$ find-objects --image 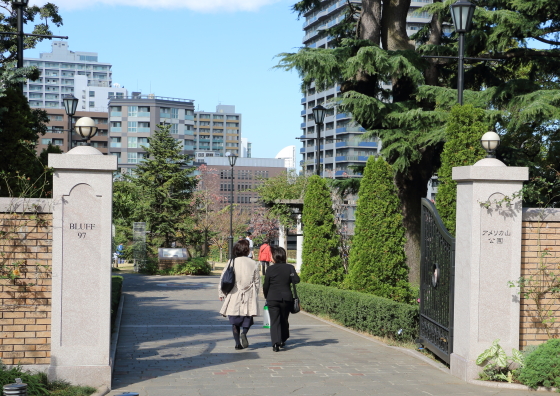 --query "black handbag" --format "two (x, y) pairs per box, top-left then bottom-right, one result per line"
(290, 268), (300, 314)
(221, 258), (236, 294)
